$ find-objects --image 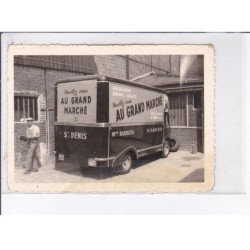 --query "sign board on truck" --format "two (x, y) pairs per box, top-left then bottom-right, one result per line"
(109, 82), (168, 124)
(57, 80), (97, 123)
